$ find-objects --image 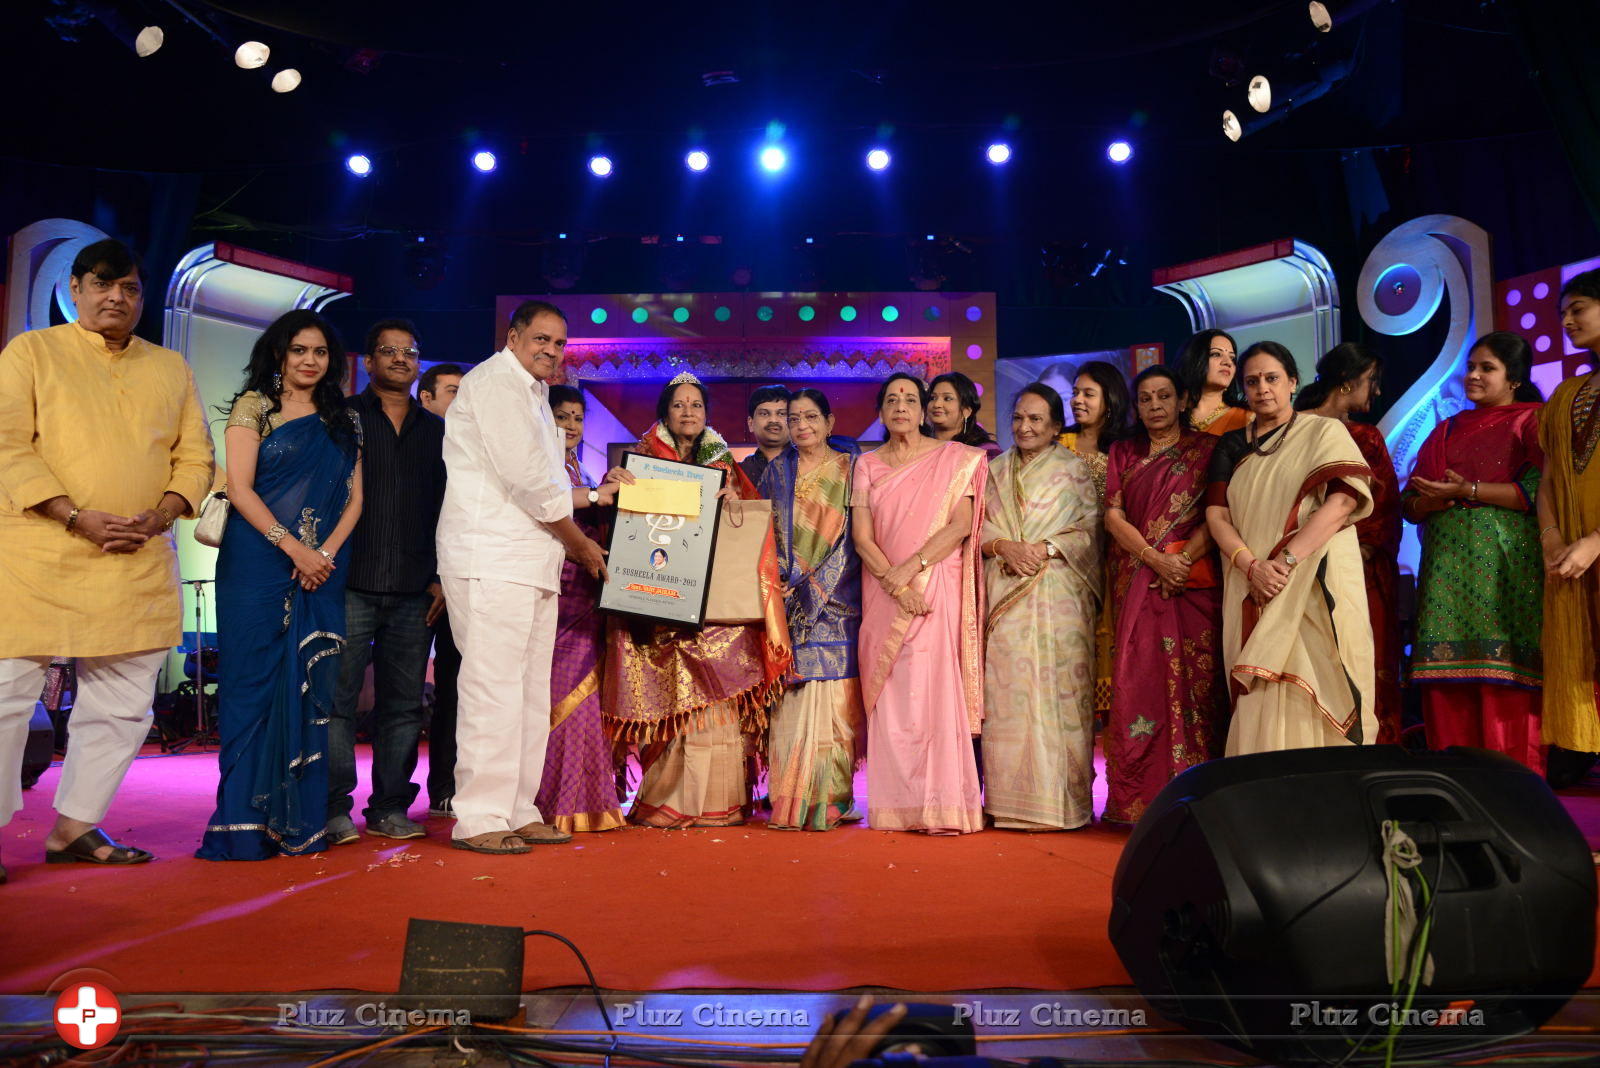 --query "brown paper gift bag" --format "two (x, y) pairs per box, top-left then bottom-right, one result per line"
(703, 499), (773, 624)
